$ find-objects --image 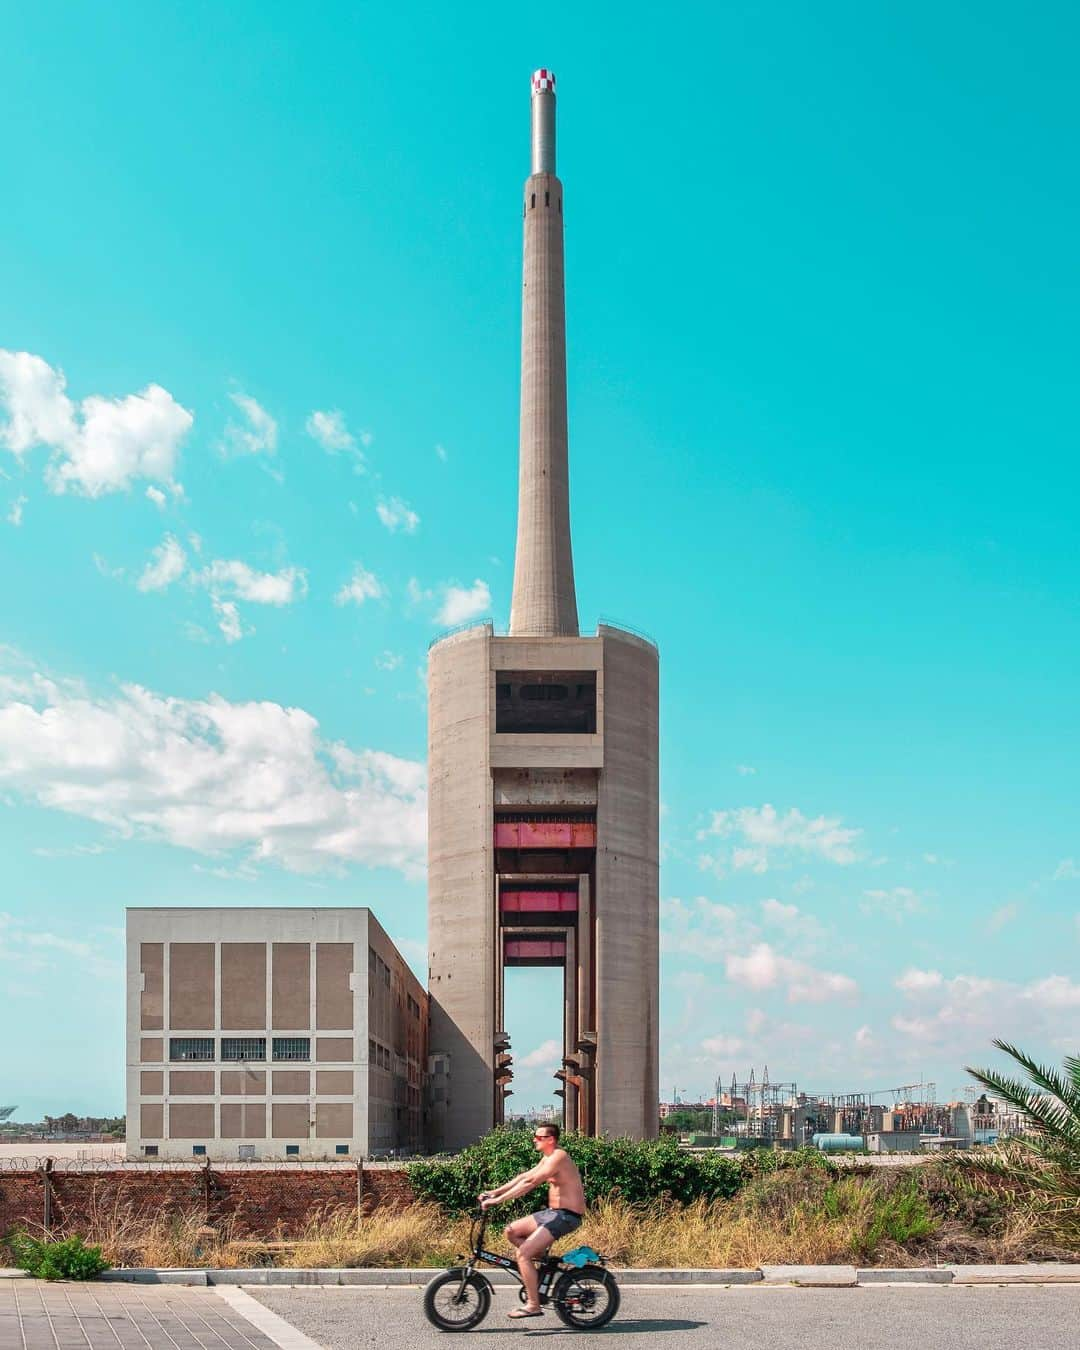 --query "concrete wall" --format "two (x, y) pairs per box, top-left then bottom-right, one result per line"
(125, 908), (426, 1161)
(427, 625), (496, 1150)
(595, 626), (660, 1140)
